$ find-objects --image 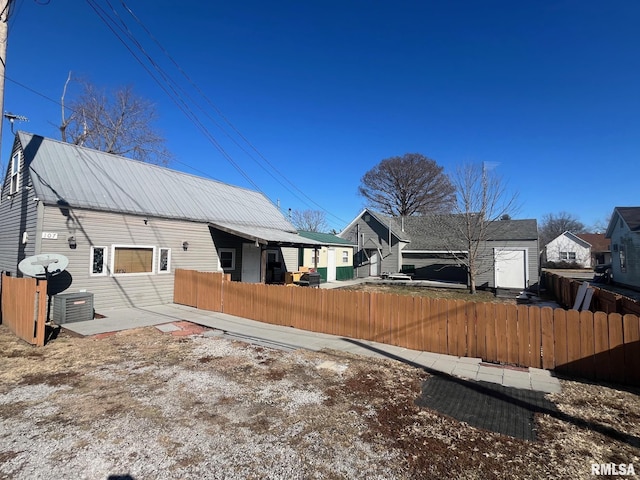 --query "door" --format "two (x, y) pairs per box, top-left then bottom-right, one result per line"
(369, 250), (379, 276)
(327, 248), (336, 282)
(241, 243), (261, 283)
(495, 249), (526, 289)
